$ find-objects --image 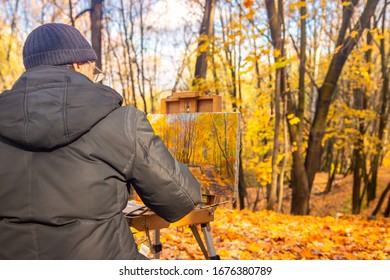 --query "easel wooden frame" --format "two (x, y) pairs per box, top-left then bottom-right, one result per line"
(160, 91), (222, 114)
